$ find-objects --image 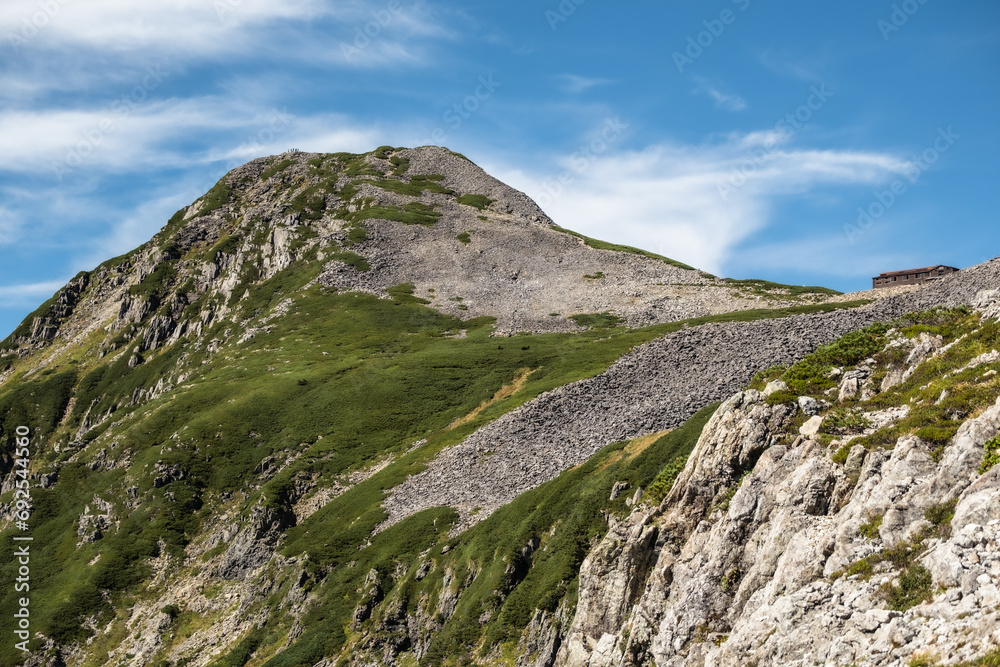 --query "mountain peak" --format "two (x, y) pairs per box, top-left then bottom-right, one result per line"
(3, 145), (840, 360)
